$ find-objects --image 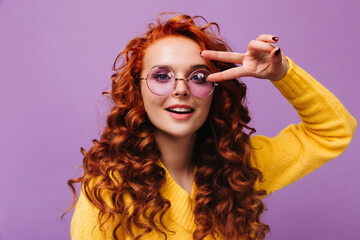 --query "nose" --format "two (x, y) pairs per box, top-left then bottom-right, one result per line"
(172, 79), (190, 97)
